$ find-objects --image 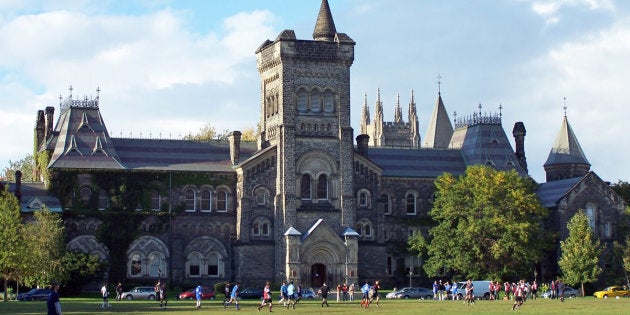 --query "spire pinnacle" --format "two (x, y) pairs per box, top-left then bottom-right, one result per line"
(436, 74), (442, 94)
(563, 97), (567, 117)
(313, 0), (337, 41)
